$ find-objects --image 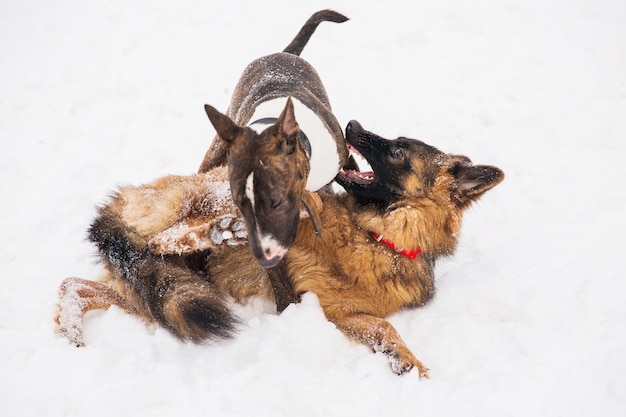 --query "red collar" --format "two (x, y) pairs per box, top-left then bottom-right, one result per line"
(371, 231), (422, 260)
